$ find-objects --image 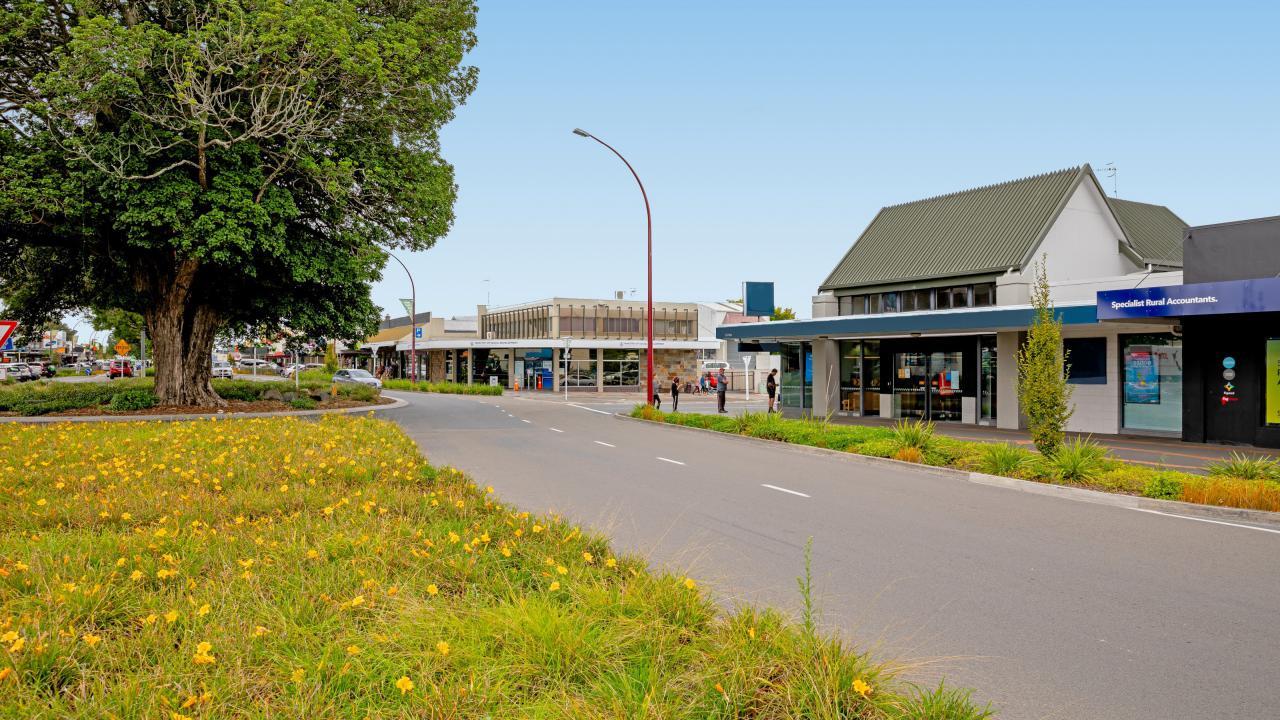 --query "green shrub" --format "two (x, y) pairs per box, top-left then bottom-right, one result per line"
(1203, 452), (1279, 481)
(210, 379), (267, 402)
(338, 383), (379, 402)
(1142, 472), (1185, 500)
(107, 388), (158, 412)
(291, 397), (319, 410)
(1017, 260), (1074, 456)
(891, 418), (935, 452)
(382, 379), (503, 396)
(0, 379), (151, 415)
(298, 369), (333, 384)
(977, 443), (1032, 476)
(1040, 437), (1110, 483)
